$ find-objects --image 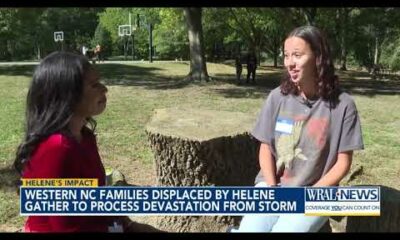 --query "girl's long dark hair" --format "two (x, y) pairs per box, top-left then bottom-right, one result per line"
(14, 51), (96, 174)
(280, 25), (340, 106)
